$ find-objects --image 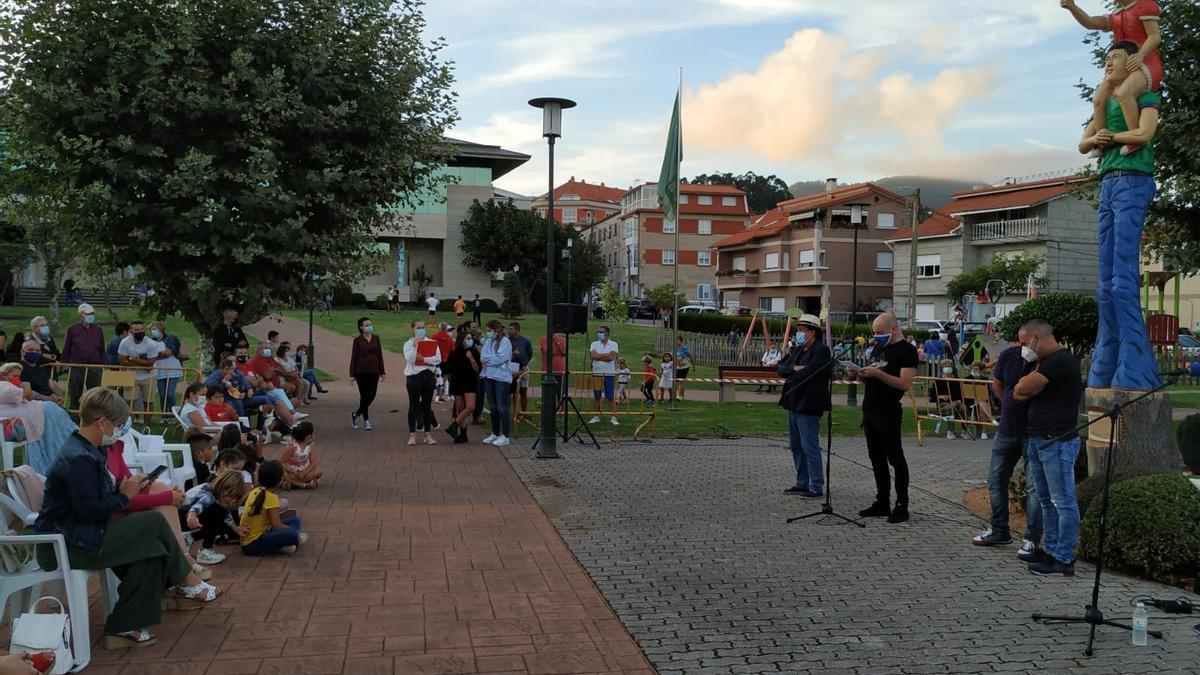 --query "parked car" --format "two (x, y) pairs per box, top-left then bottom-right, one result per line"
(679, 305), (720, 314)
(903, 320), (947, 333)
(722, 306), (752, 316)
(1178, 333), (1200, 357)
(626, 299), (657, 320)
